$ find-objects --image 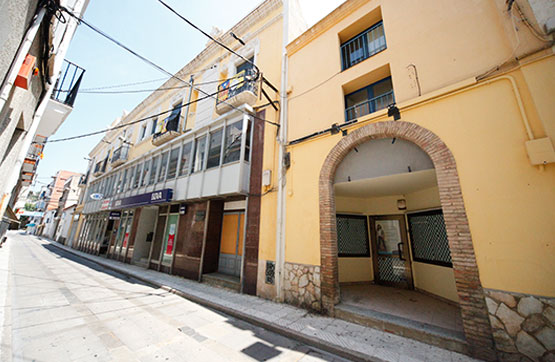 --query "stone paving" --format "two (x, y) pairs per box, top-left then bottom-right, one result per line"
(38, 234), (478, 362)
